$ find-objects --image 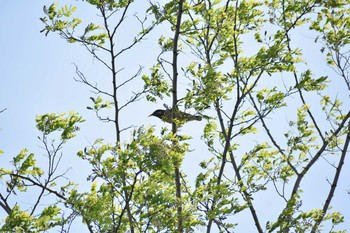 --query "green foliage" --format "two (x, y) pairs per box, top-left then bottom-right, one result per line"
(74, 126), (195, 231)
(87, 96), (112, 111)
(143, 63), (171, 102)
(36, 112), (85, 140)
(296, 70), (328, 91)
(12, 149), (43, 177)
(0, 203), (62, 233)
(0, 111), (84, 231)
(41, 3), (81, 33)
(41, 2), (107, 45)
